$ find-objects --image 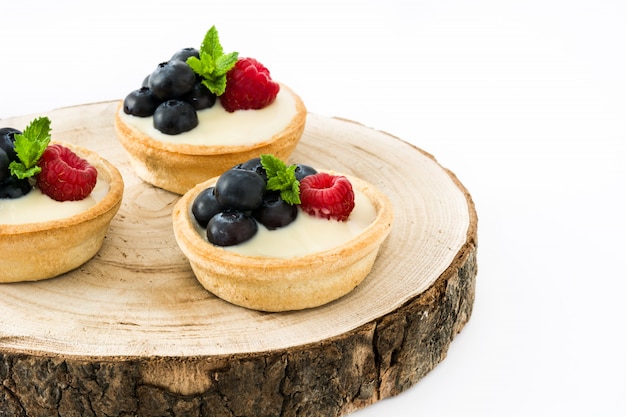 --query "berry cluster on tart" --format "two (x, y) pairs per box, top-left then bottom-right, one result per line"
(0, 117), (124, 282)
(172, 155), (393, 312)
(115, 26), (306, 195)
(1, 119), (97, 201)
